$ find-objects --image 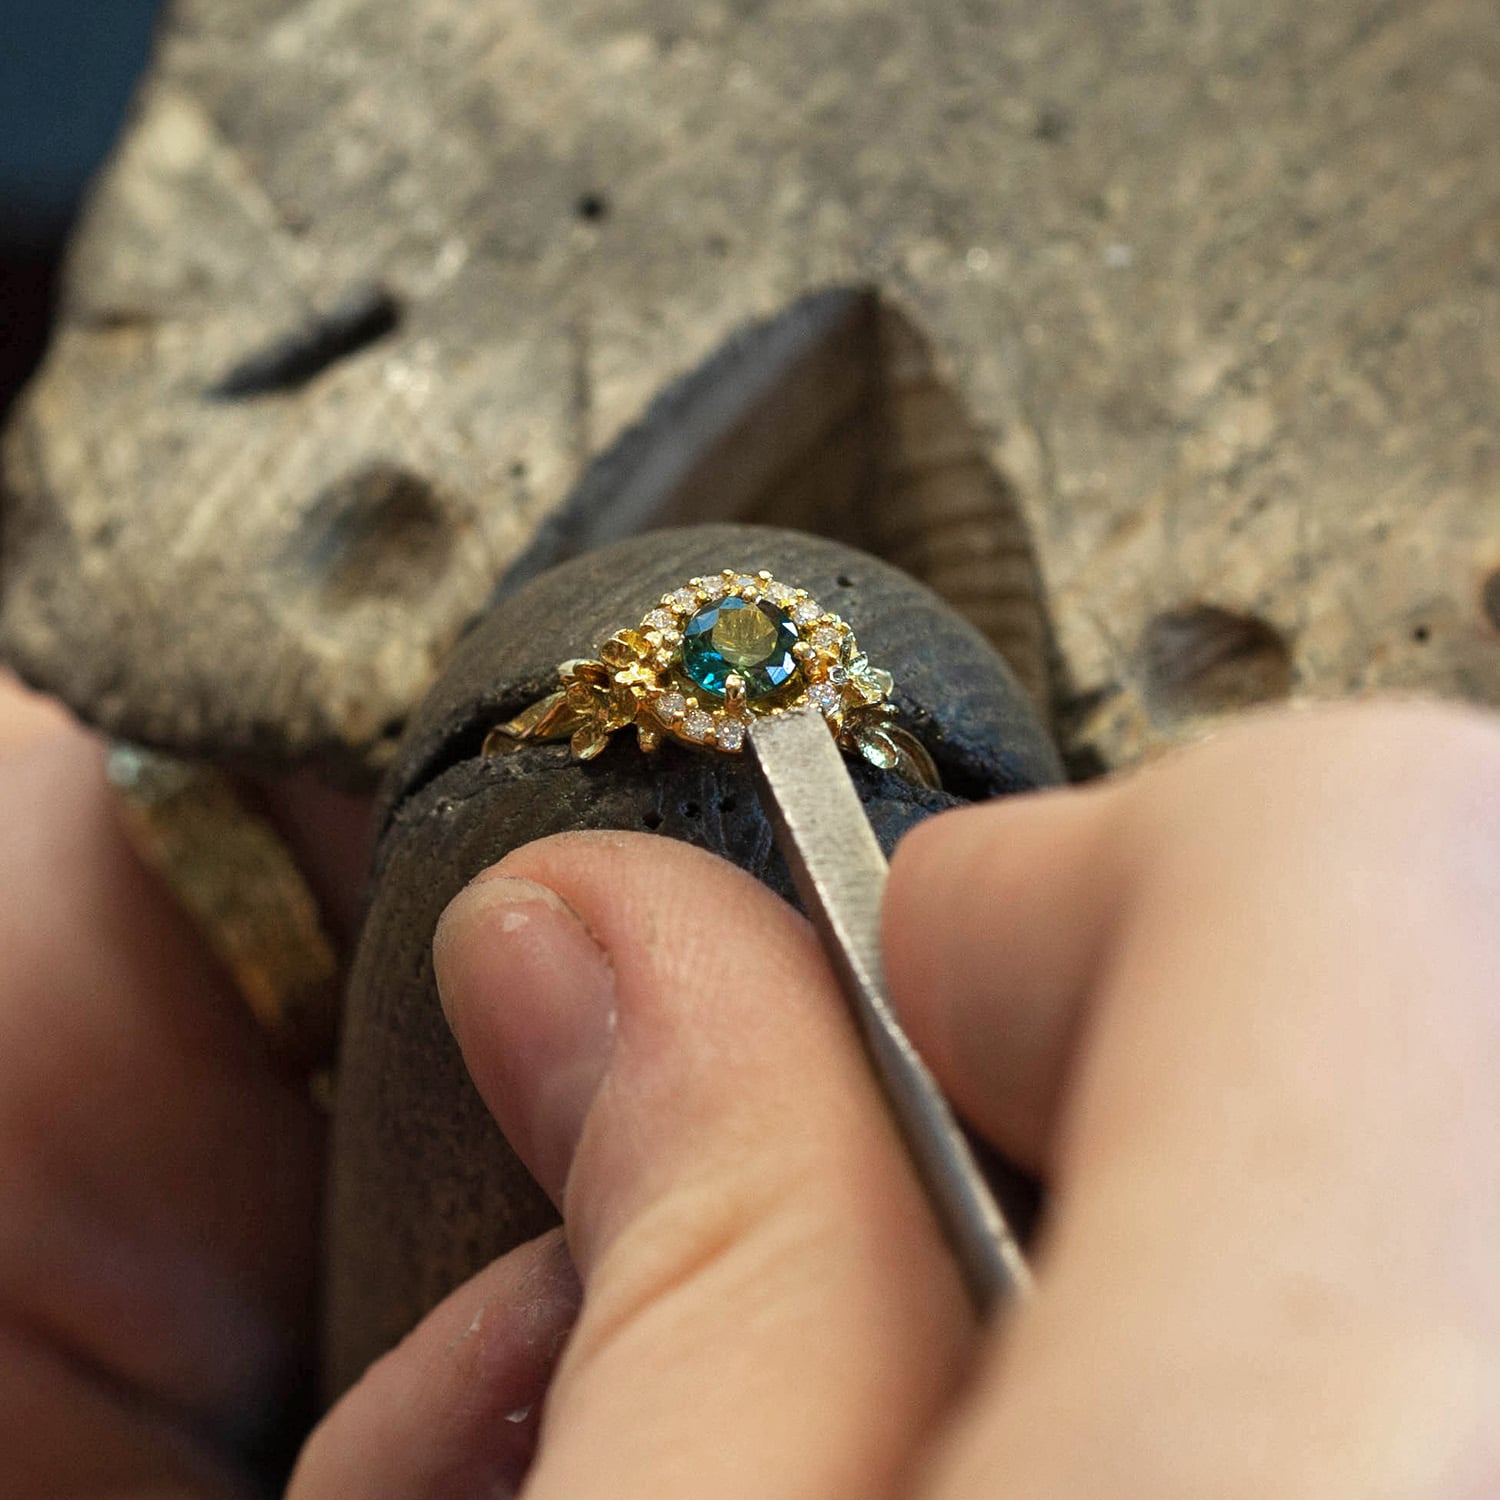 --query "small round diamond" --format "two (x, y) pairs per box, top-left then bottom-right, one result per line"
(810, 624), (841, 650)
(765, 581), (798, 608)
(792, 601), (821, 626)
(644, 608), (677, 631)
(654, 691), (687, 722)
(808, 682), (841, 716)
(715, 718), (746, 751)
(700, 577), (727, 600)
(731, 574), (757, 593)
(682, 709), (715, 741)
(669, 588), (700, 612)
